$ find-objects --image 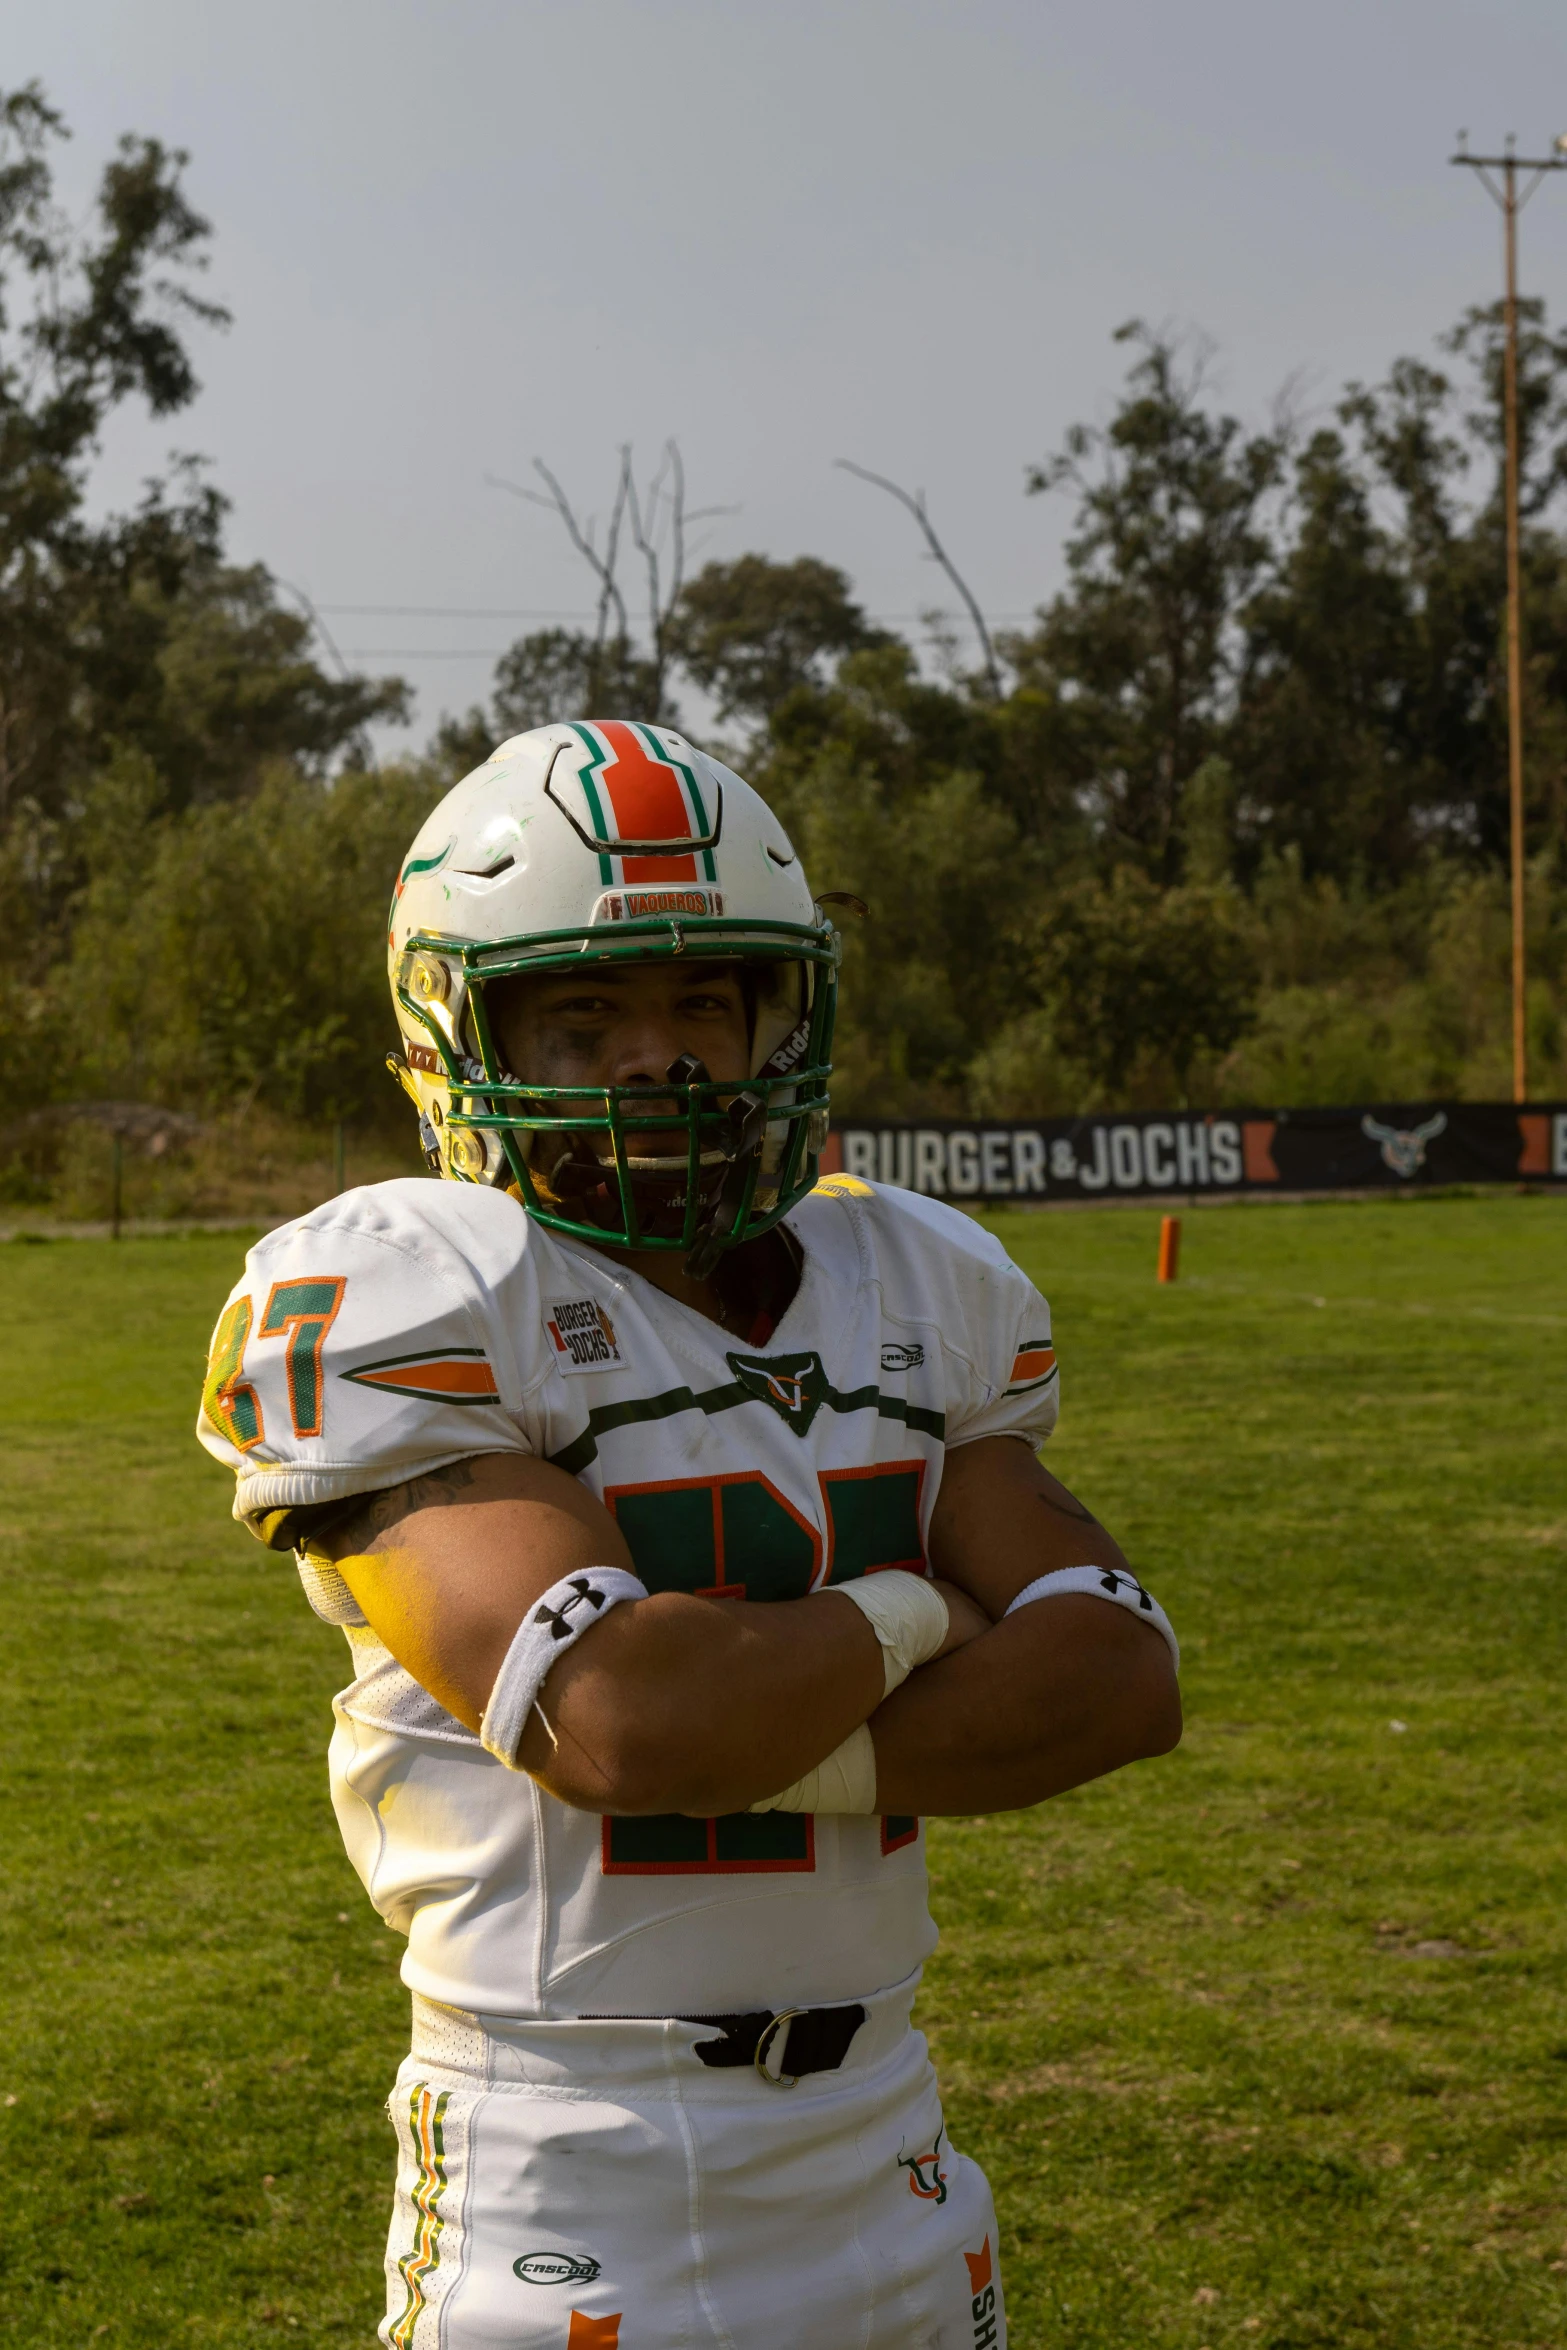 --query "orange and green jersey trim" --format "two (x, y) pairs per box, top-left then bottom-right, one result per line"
(341, 1348), (501, 1405)
(388, 2083), (451, 2349)
(1007, 1341), (1057, 1394)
